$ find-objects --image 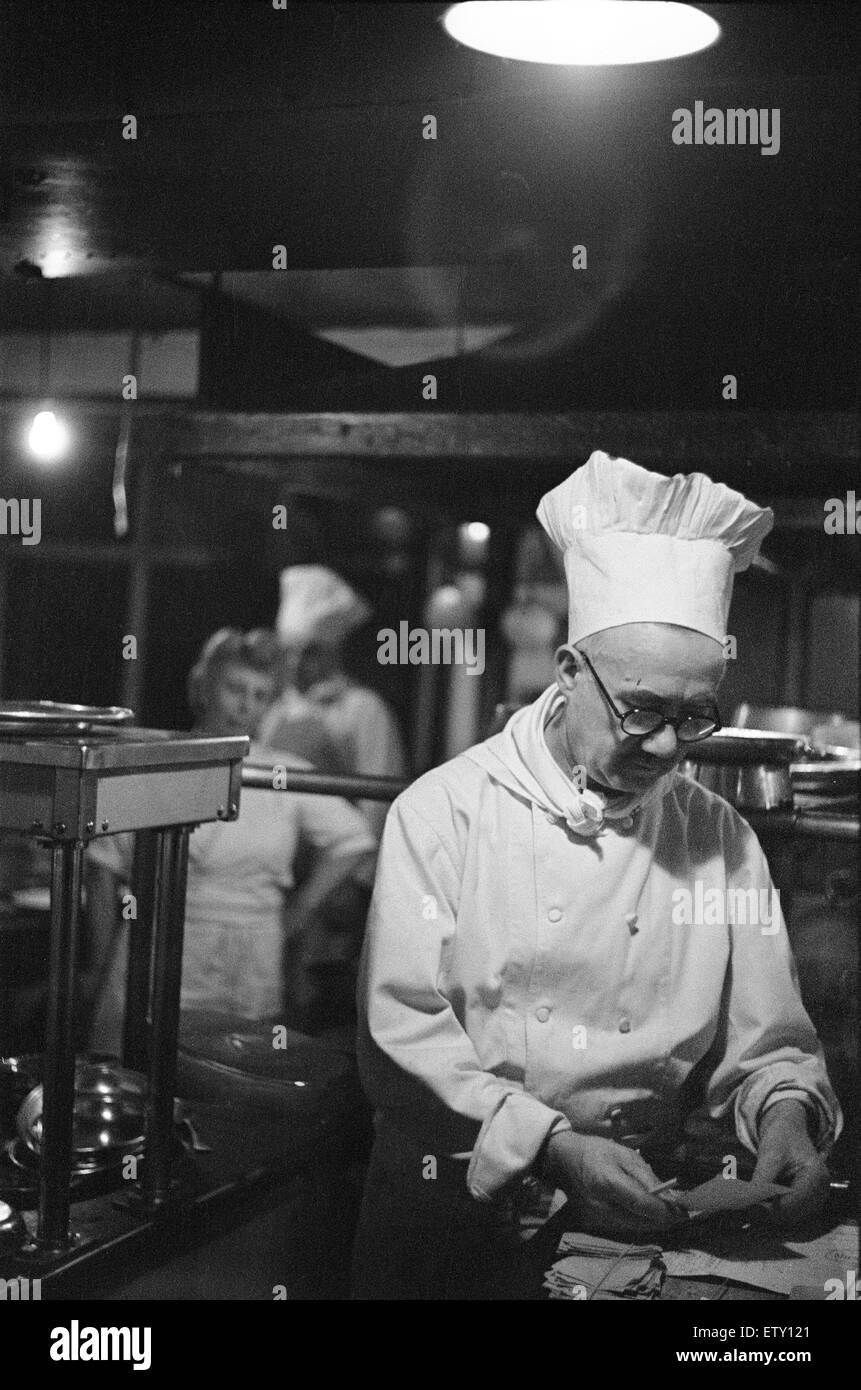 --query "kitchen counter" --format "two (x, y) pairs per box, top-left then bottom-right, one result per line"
(0, 1058), (370, 1298)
